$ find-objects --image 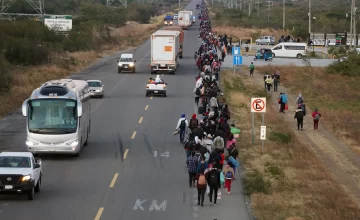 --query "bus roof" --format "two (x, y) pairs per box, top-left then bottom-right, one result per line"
(29, 79), (88, 100)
